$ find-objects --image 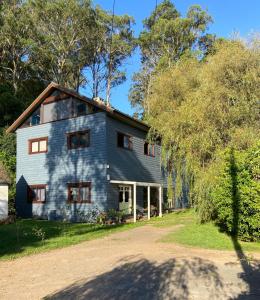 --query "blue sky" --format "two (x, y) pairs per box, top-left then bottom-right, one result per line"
(90, 0), (260, 115)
